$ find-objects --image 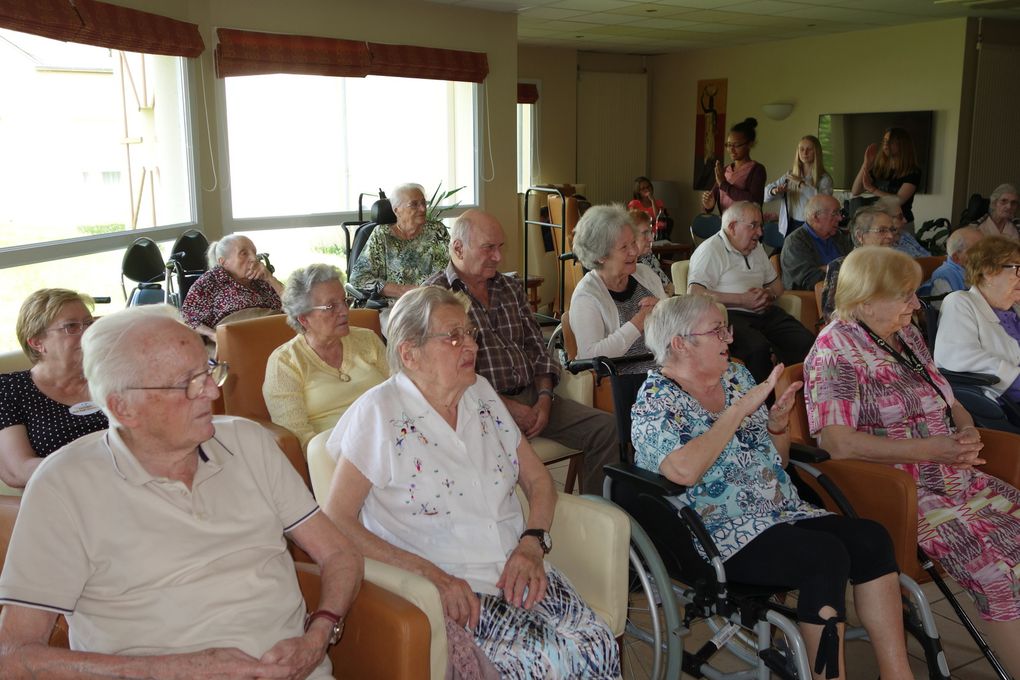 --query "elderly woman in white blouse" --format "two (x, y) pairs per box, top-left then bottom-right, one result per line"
(569, 204), (667, 374)
(322, 286), (620, 680)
